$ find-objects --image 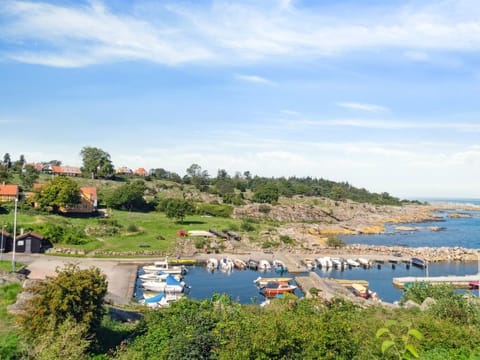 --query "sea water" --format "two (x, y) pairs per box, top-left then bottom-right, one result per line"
(341, 209), (480, 248)
(135, 266), (304, 305)
(136, 202), (480, 304)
